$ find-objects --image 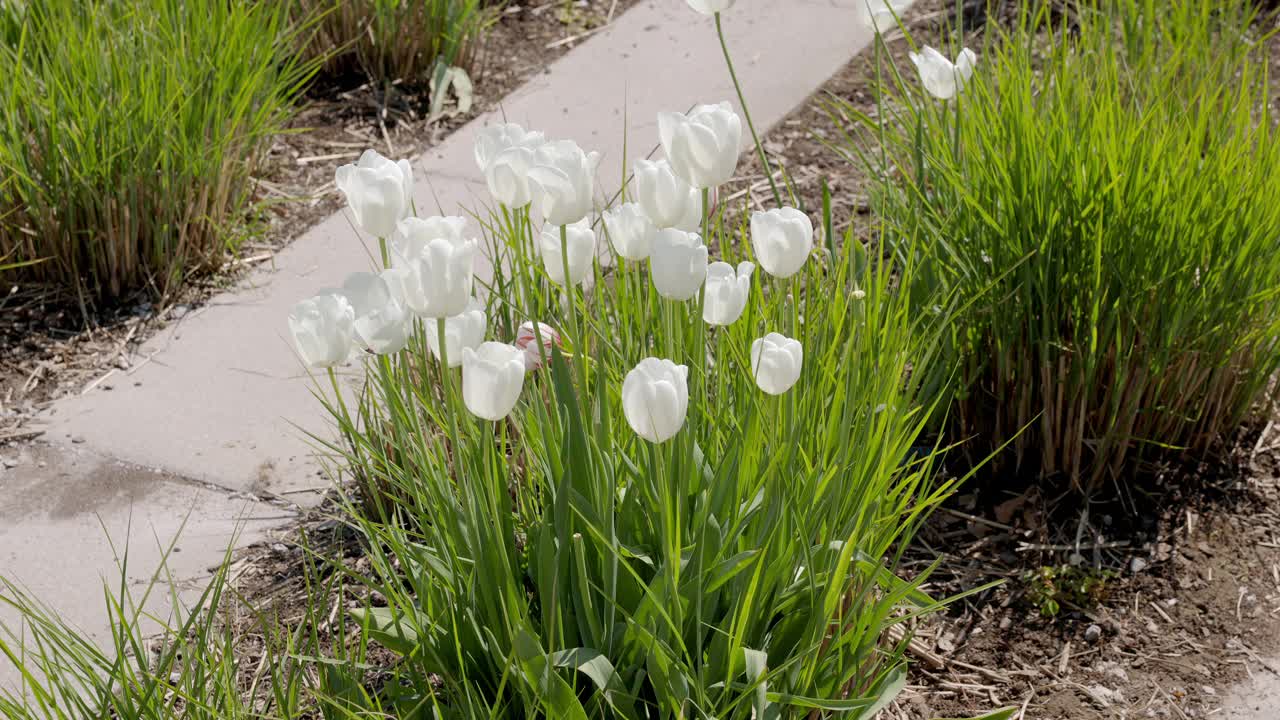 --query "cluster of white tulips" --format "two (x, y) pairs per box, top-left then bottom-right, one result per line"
(289, 98), (814, 446)
(288, 0), (964, 446)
